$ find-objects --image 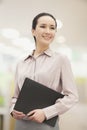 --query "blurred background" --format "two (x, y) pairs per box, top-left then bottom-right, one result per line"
(0, 0), (87, 130)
